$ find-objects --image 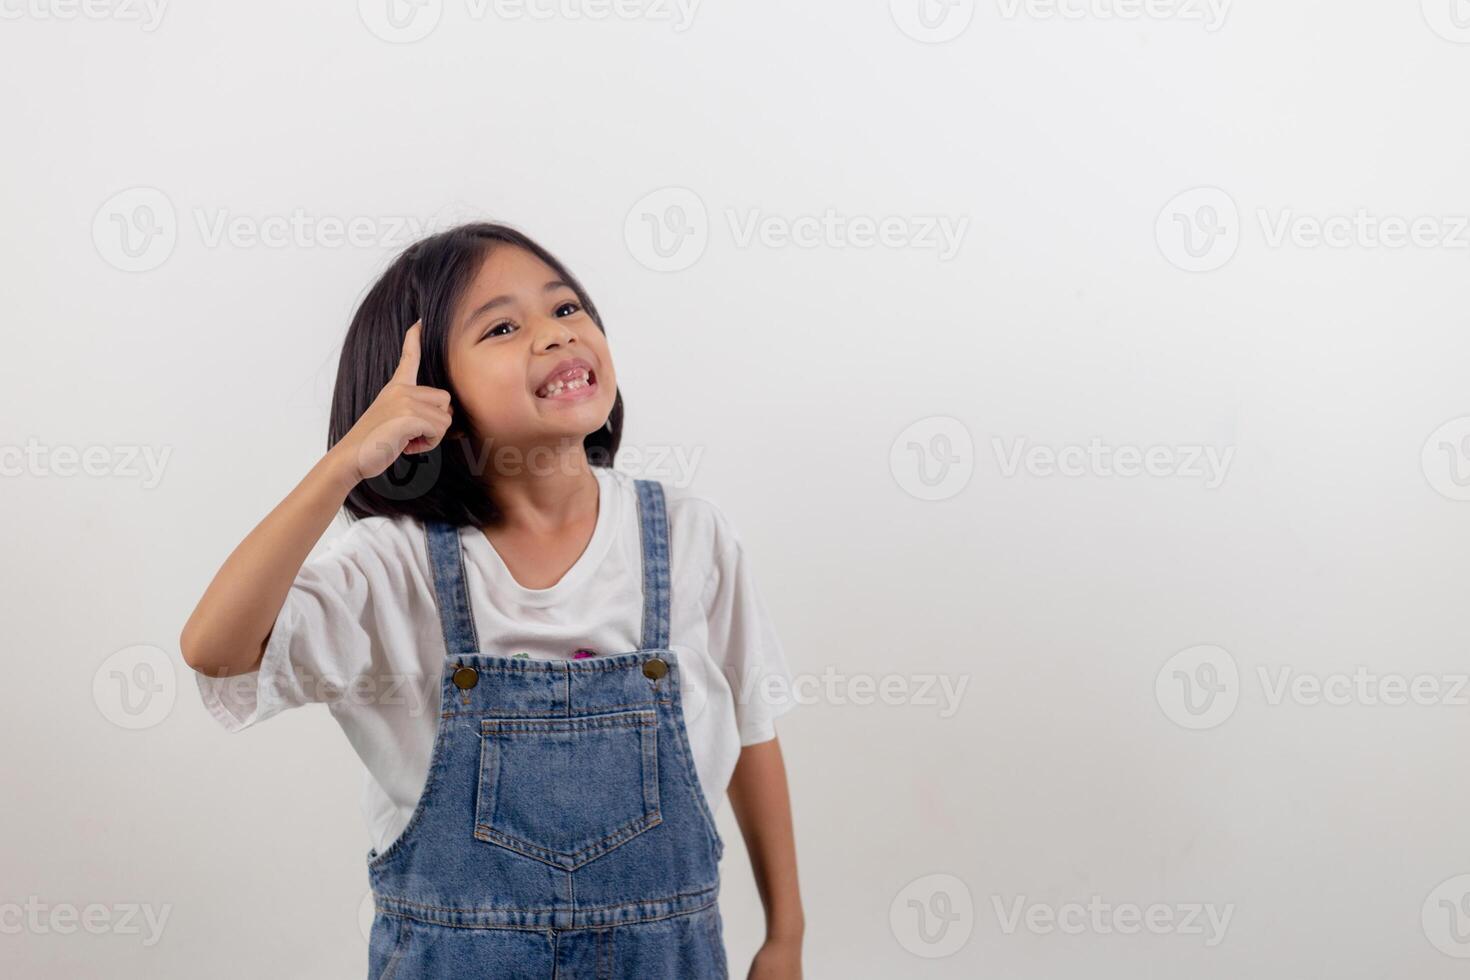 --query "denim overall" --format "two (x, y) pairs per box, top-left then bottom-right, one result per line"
(365, 478), (729, 979)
